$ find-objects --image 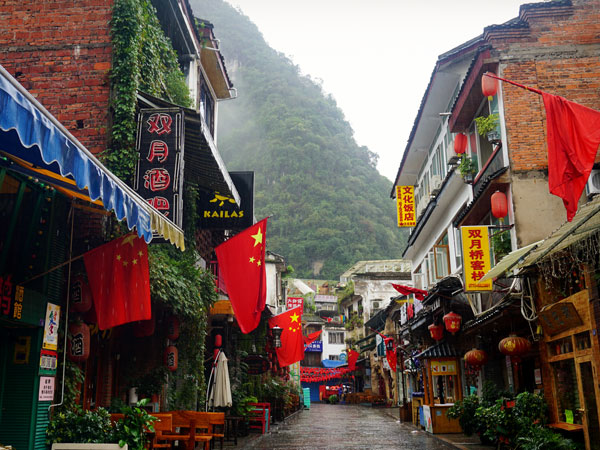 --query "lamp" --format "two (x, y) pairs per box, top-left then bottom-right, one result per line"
(272, 326), (283, 348)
